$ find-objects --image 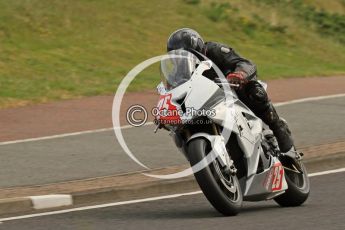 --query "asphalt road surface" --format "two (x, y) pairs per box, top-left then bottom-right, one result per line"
(0, 96), (344, 187)
(1, 167), (344, 230)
